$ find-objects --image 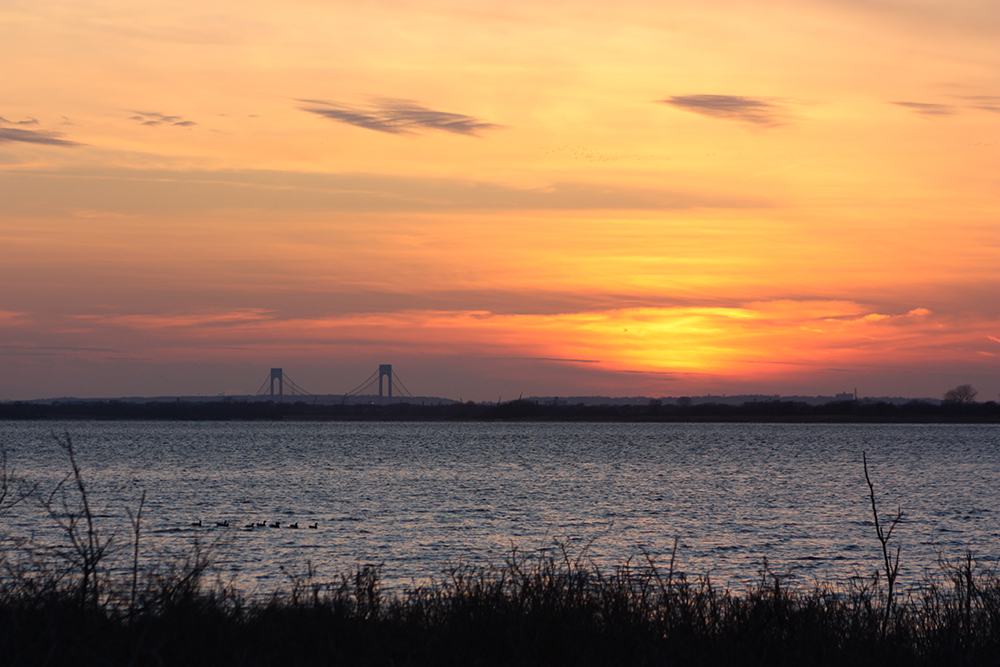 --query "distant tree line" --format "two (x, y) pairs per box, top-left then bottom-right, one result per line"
(2, 396), (999, 423)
